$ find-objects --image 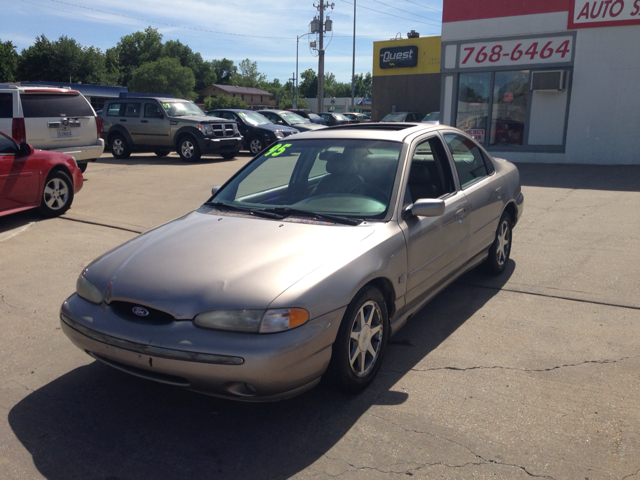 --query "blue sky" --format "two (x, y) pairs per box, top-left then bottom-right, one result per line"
(2, 0), (443, 85)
